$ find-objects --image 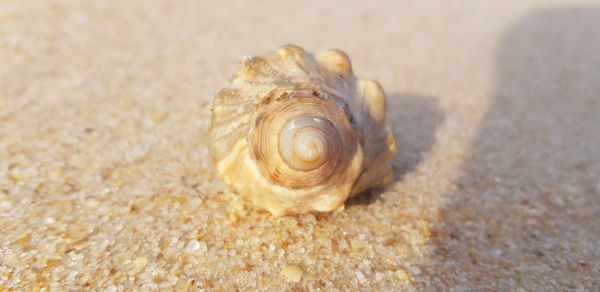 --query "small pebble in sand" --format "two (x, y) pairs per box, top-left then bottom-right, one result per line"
(131, 257), (148, 274)
(280, 265), (303, 282)
(395, 269), (411, 282)
(185, 239), (208, 254)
